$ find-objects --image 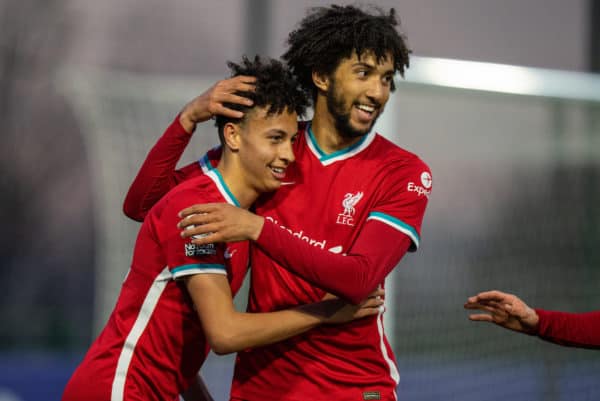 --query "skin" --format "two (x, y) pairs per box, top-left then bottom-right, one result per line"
(177, 51), (396, 245)
(217, 107), (297, 208)
(179, 75), (257, 133)
(464, 290), (540, 334)
(311, 50), (395, 153)
(181, 105), (384, 354)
